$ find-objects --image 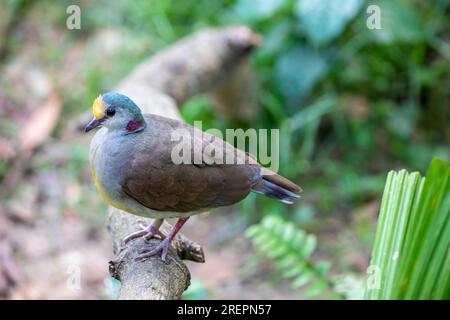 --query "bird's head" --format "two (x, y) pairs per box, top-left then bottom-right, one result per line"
(84, 92), (146, 133)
